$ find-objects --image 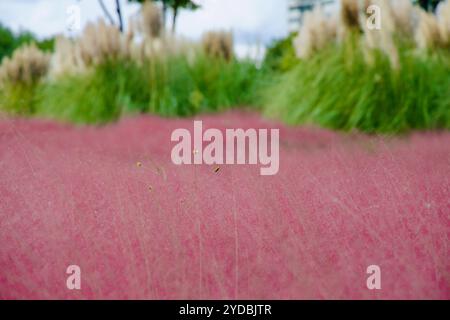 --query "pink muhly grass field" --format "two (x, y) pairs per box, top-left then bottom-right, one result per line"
(0, 111), (449, 299)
